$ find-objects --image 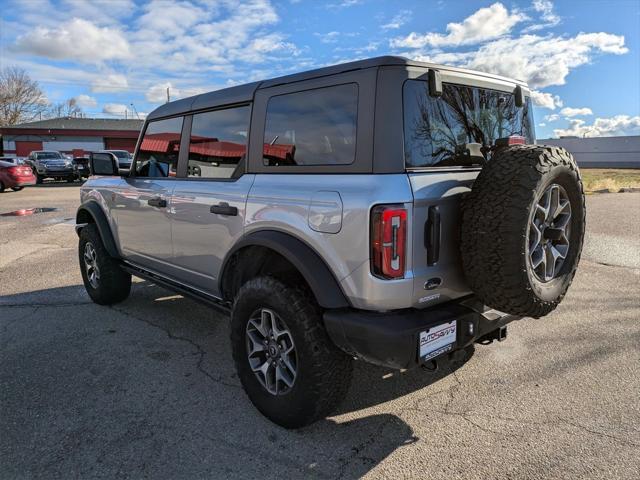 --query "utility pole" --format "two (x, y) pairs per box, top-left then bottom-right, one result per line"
(130, 103), (140, 119)
(166, 86), (170, 103)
